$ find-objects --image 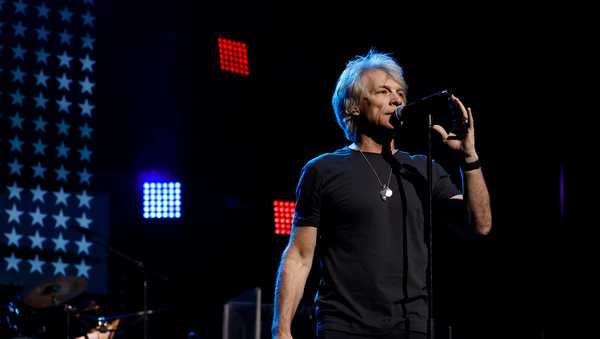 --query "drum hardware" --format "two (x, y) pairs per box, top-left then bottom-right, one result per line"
(23, 276), (87, 309)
